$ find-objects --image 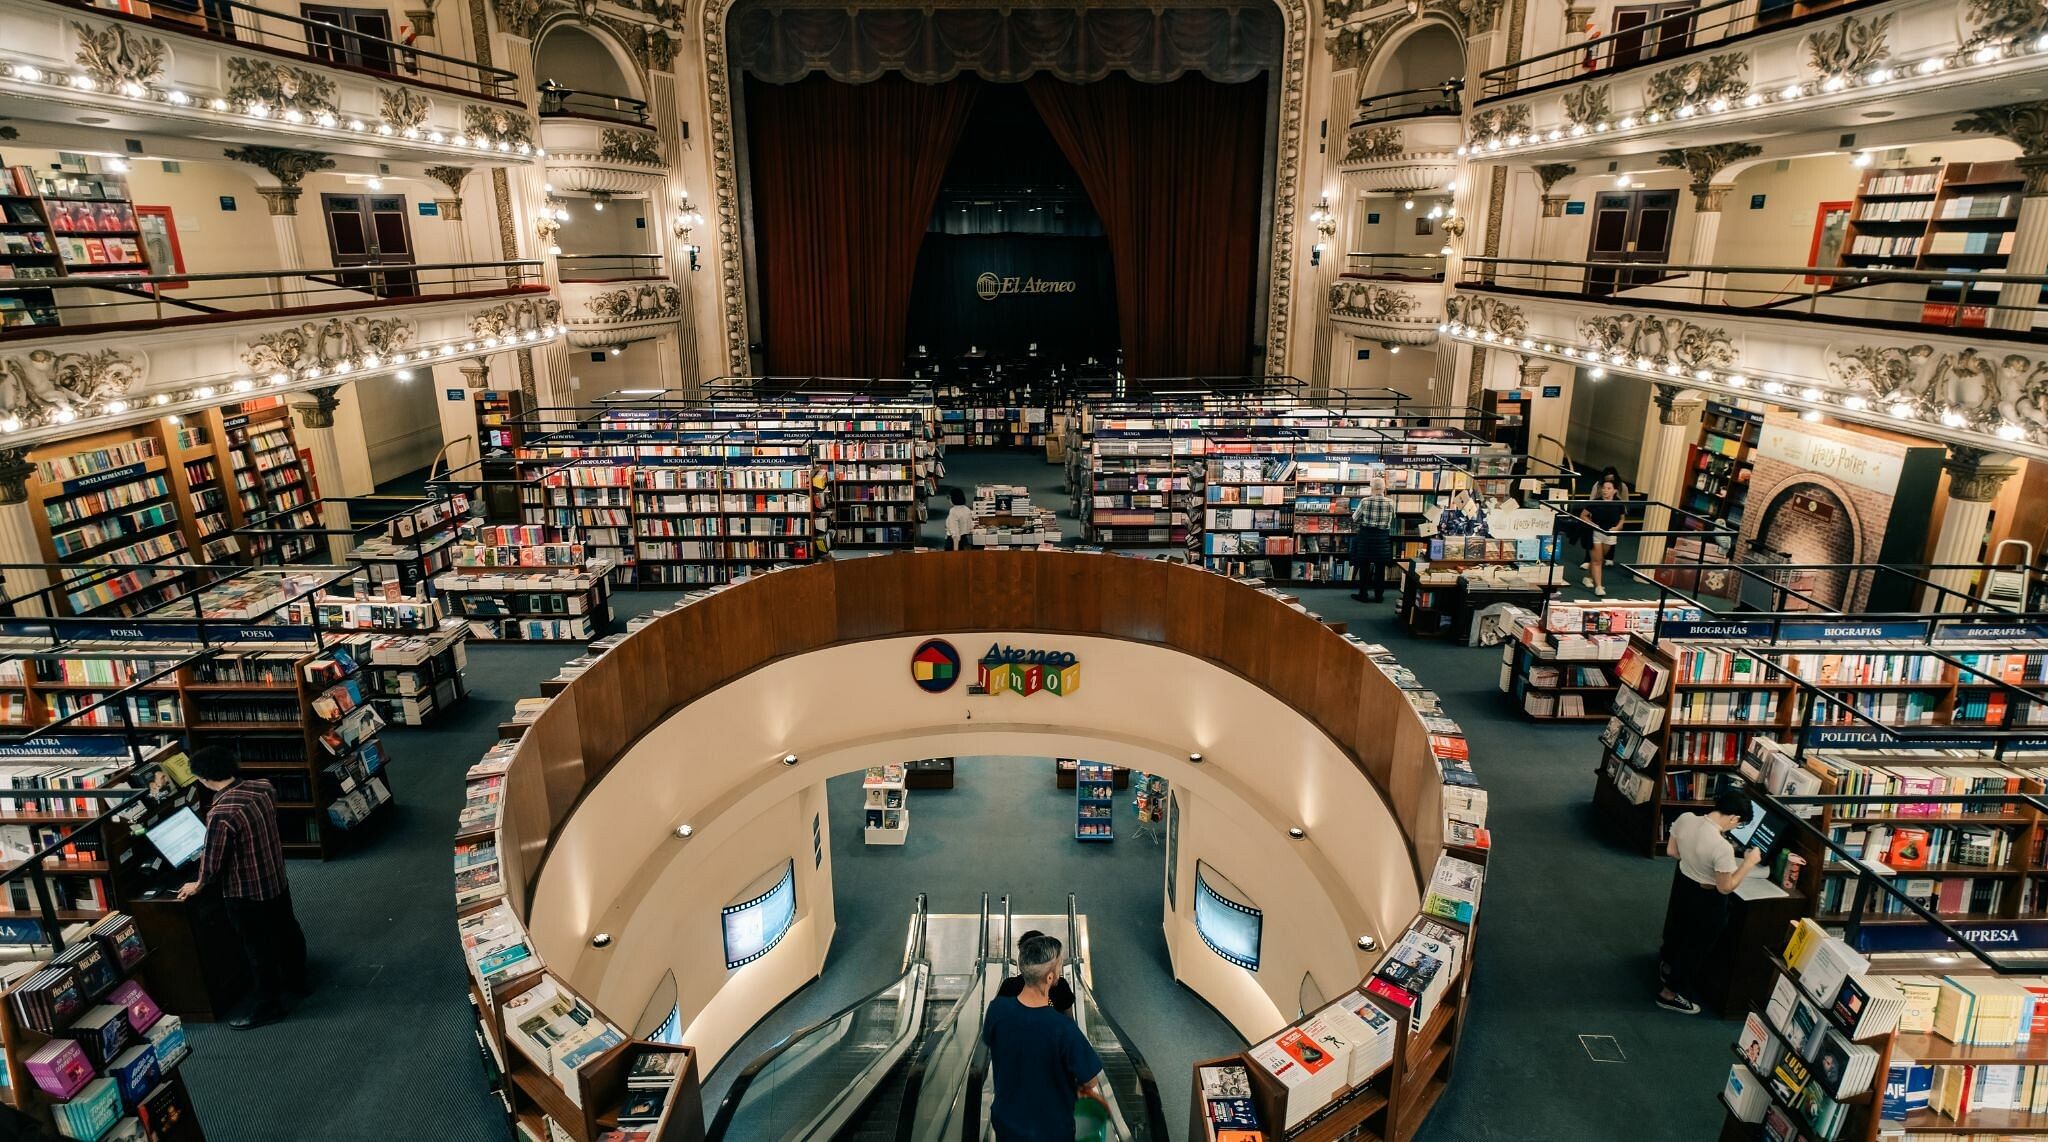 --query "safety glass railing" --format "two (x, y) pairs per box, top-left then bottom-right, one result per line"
(1342, 252), (1447, 281)
(1457, 256), (2048, 337)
